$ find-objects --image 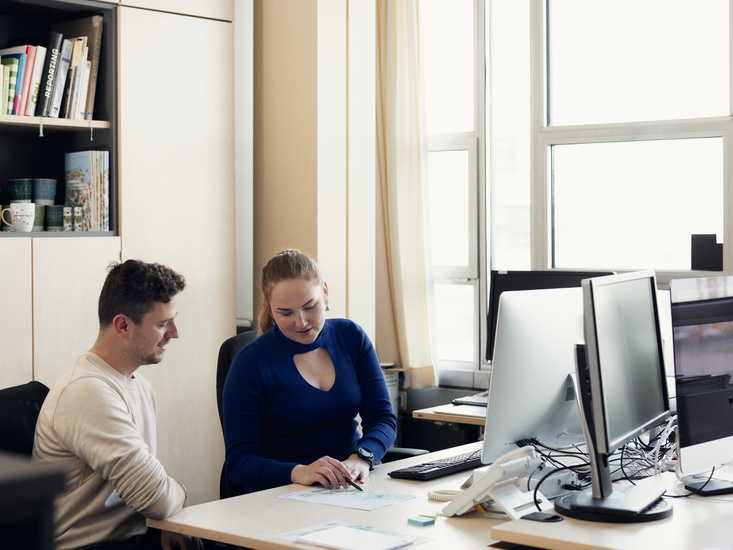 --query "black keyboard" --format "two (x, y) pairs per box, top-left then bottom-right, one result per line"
(452, 391), (489, 407)
(388, 449), (483, 481)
